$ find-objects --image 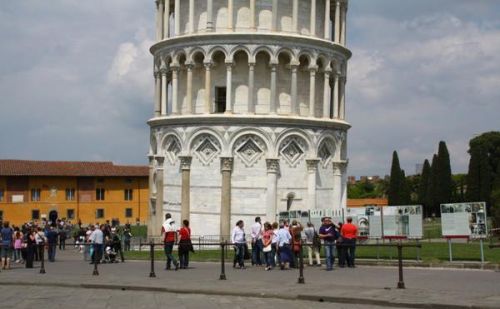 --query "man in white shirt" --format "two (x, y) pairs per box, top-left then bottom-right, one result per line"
(89, 224), (104, 264)
(250, 217), (263, 266)
(231, 220), (246, 269)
